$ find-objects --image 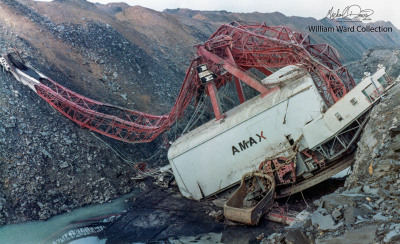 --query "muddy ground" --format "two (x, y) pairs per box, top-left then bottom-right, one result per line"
(98, 178), (345, 243)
